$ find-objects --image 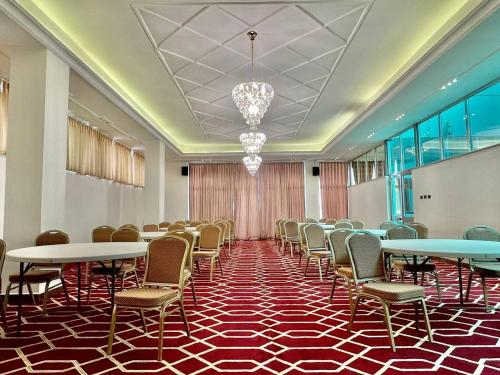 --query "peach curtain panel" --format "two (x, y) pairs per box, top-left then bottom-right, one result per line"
(67, 116), (144, 187)
(319, 162), (348, 219)
(0, 80), (9, 155)
(189, 162), (305, 239)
